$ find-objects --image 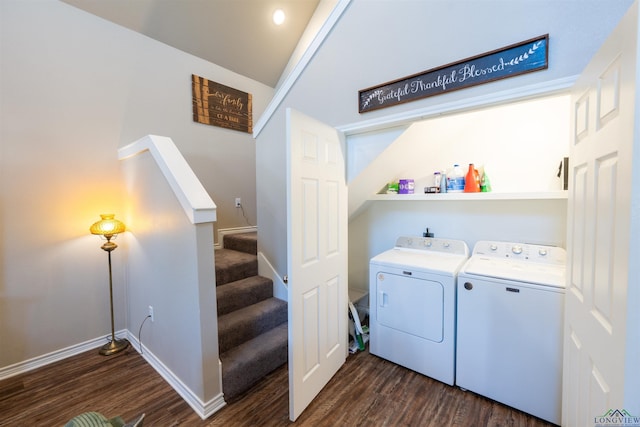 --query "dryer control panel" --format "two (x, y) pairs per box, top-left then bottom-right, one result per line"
(395, 236), (469, 256)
